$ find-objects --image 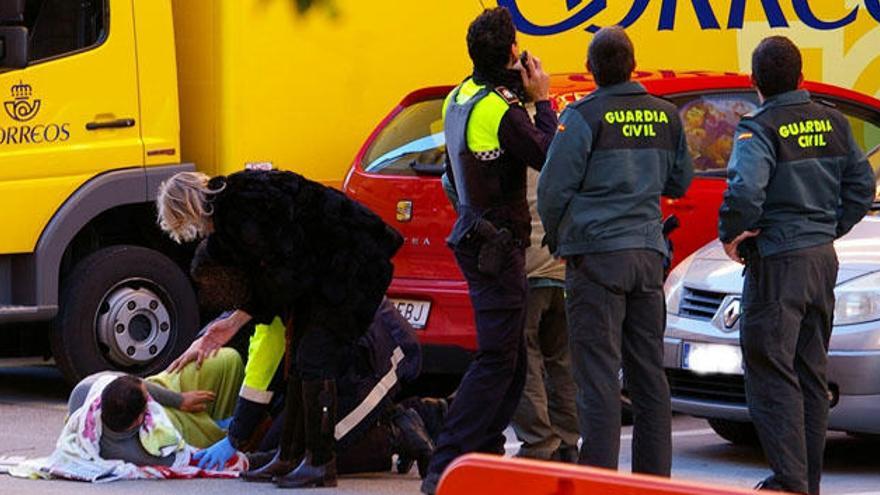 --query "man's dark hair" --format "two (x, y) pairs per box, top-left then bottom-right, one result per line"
(467, 7), (516, 77)
(587, 26), (635, 87)
(101, 375), (147, 432)
(751, 36), (802, 97)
